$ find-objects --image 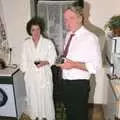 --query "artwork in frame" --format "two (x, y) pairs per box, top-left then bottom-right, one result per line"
(0, 6), (9, 65)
